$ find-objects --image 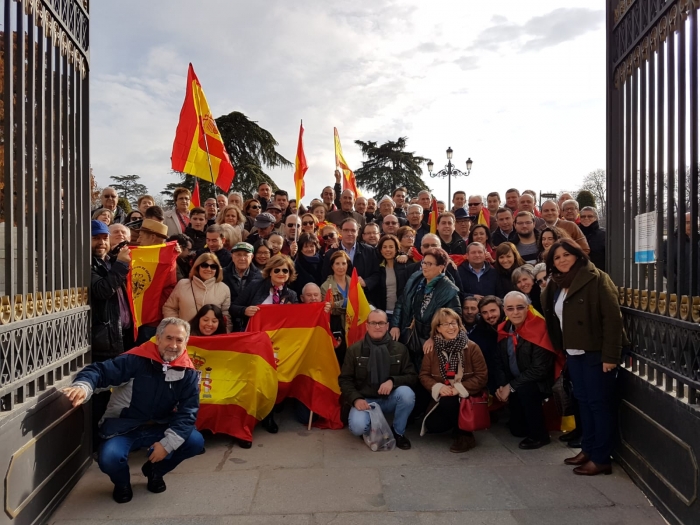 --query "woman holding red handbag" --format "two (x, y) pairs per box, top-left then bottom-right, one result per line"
(419, 308), (488, 453)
